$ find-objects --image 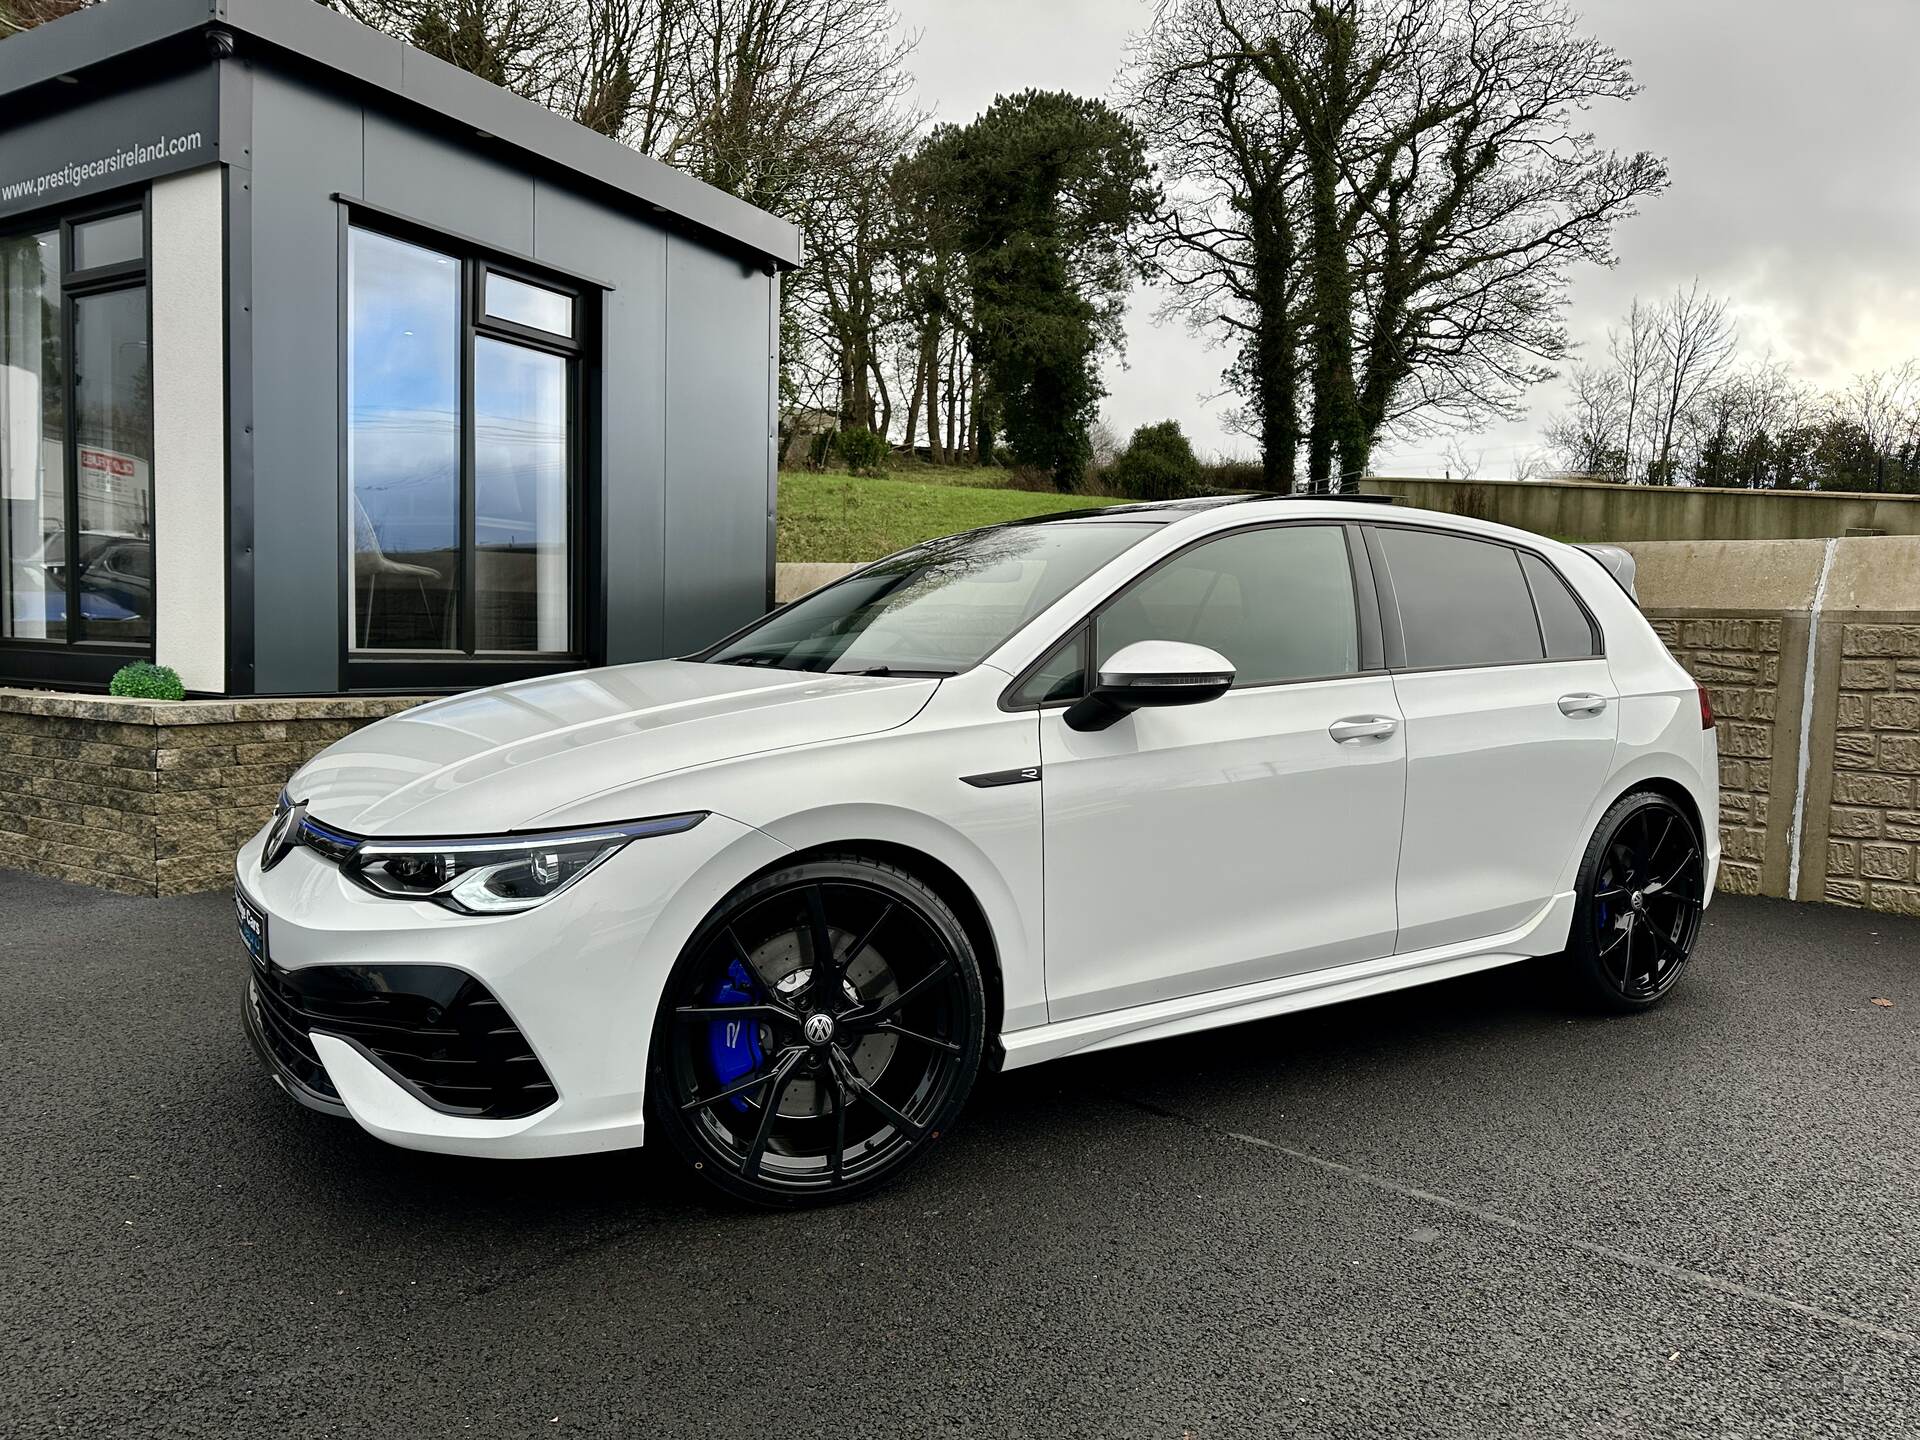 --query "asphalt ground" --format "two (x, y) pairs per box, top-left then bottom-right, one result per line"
(3, 869), (1917, 1438)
